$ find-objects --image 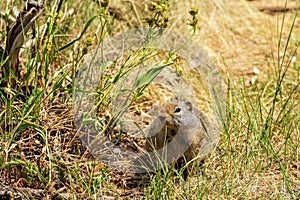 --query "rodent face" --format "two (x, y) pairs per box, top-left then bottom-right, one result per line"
(162, 100), (192, 125)
(161, 100), (194, 142)
(147, 99), (198, 141)
(164, 103), (182, 119)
